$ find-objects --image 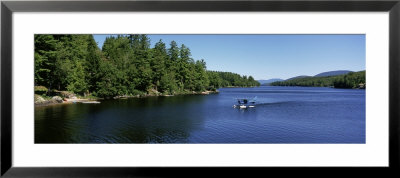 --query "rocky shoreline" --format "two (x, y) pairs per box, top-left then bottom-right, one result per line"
(35, 90), (219, 107)
(35, 95), (99, 107)
(34, 95), (64, 107)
